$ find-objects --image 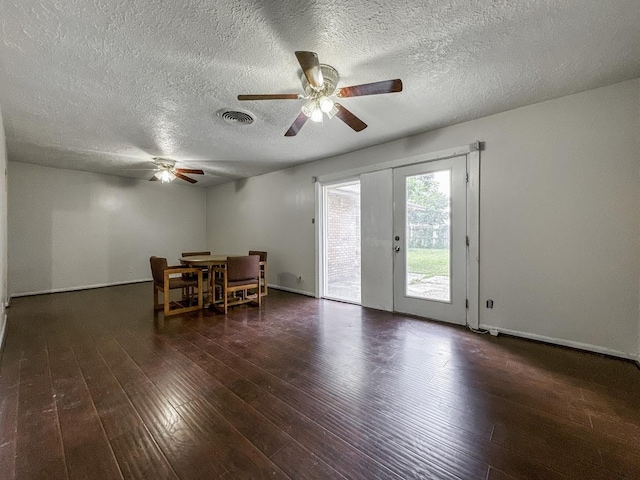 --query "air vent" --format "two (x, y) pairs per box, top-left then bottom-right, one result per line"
(218, 109), (255, 125)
